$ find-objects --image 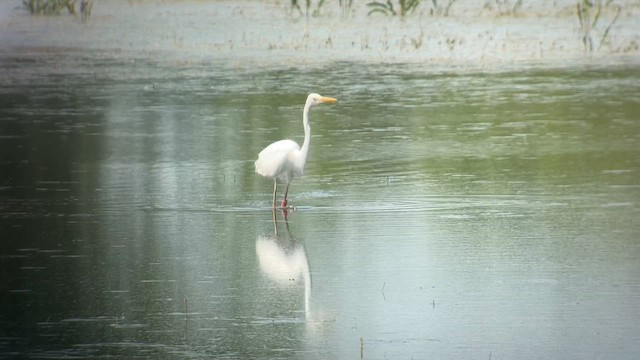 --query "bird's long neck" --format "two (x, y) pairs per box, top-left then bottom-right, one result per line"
(299, 102), (312, 164)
